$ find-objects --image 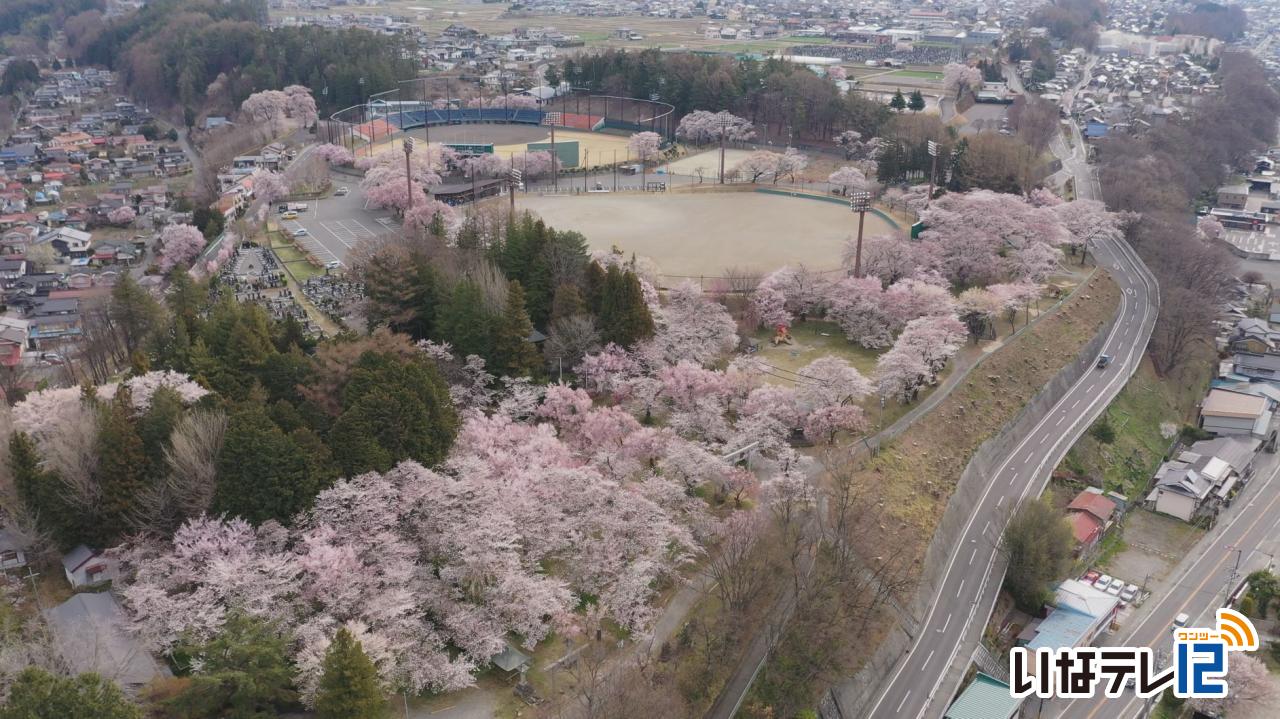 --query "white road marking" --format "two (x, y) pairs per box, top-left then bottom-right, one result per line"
(940, 614), (951, 633)
(896, 692), (912, 713)
(969, 548), (977, 565)
(957, 579), (965, 597)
